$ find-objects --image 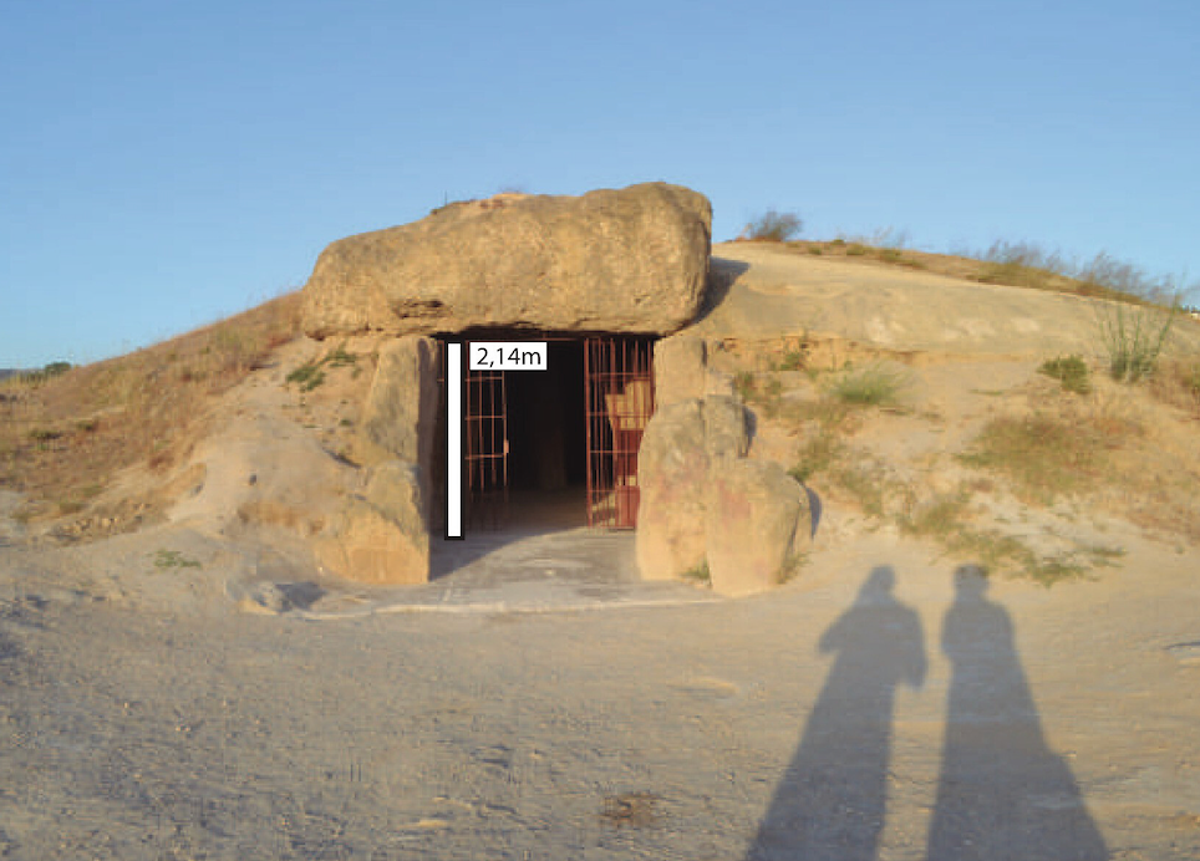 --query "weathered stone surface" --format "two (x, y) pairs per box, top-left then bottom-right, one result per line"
(636, 400), (707, 580)
(654, 335), (707, 407)
(303, 182), (712, 338)
(314, 461), (429, 585)
(703, 395), (749, 464)
(357, 337), (439, 468)
(705, 460), (810, 597)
